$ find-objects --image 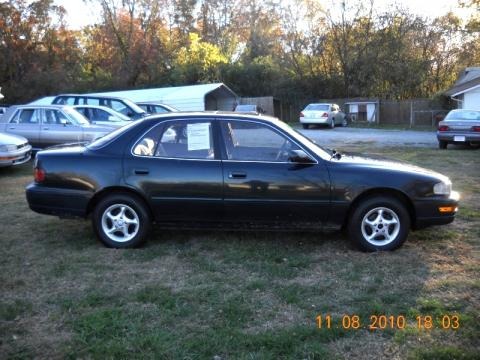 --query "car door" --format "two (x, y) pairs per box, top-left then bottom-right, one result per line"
(124, 118), (223, 221)
(5, 108), (41, 147)
(40, 109), (83, 147)
(219, 119), (331, 223)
